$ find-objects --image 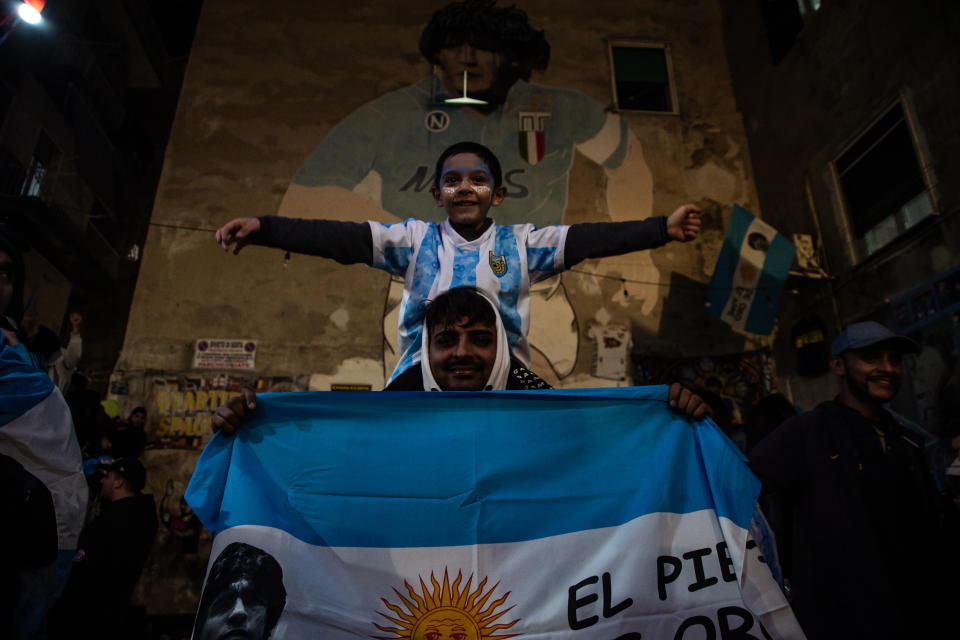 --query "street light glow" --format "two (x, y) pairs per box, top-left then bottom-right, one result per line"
(17, 3), (43, 25)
